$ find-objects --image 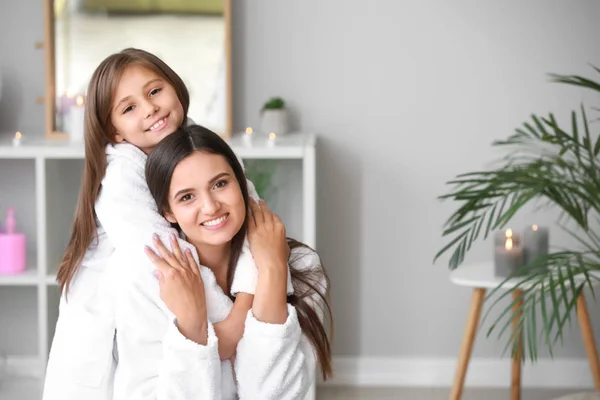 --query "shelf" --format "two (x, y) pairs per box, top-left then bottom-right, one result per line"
(45, 274), (58, 286)
(0, 378), (42, 400)
(0, 132), (316, 160)
(0, 269), (39, 286)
